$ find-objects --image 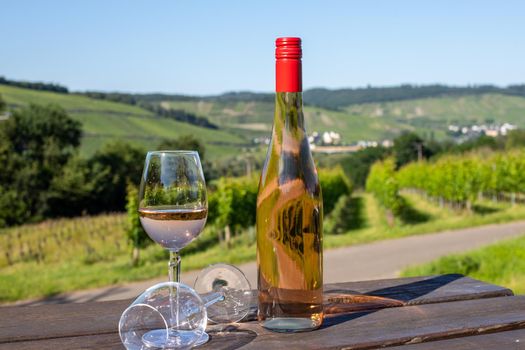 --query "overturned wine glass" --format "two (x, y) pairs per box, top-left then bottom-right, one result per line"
(119, 263), (252, 349)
